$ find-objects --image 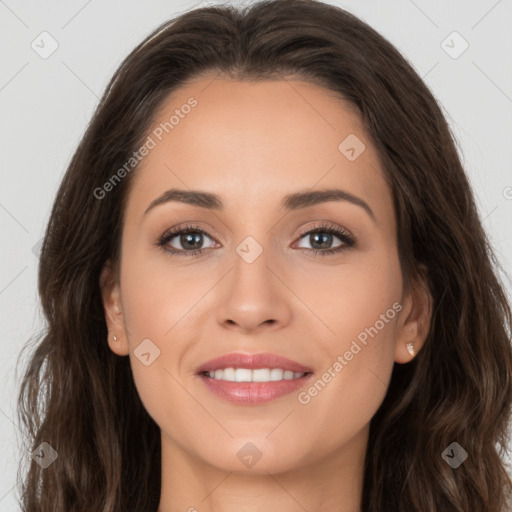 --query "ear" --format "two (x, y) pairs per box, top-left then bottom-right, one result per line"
(394, 264), (433, 364)
(99, 260), (130, 356)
